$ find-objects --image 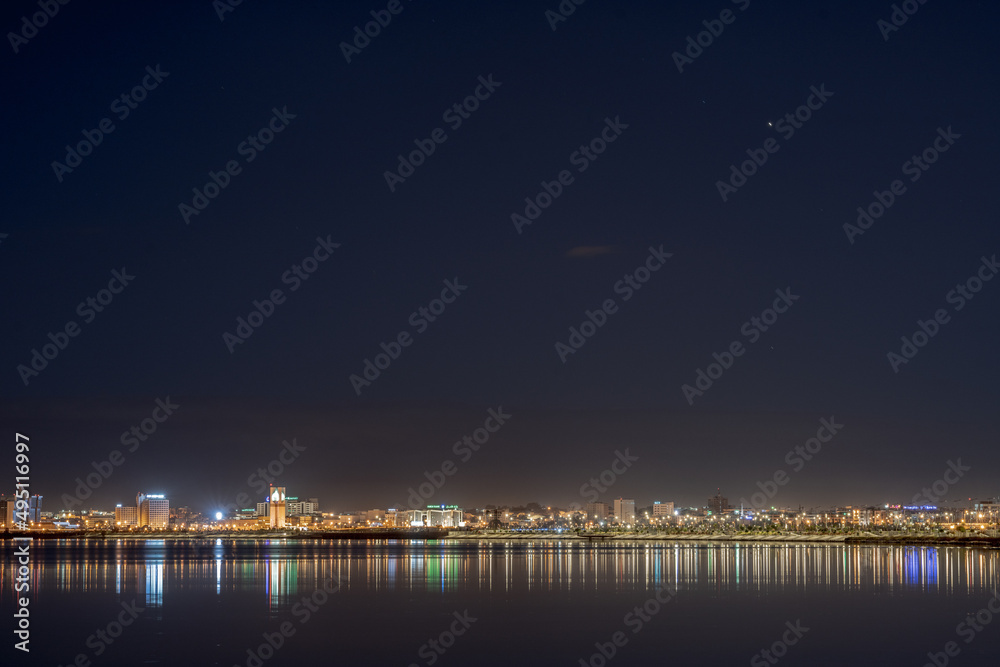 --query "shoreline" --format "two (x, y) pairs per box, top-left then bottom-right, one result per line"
(3, 530), (999, 547)
(446, 532), (1000, 546)
(442, 531), (1000, 546)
